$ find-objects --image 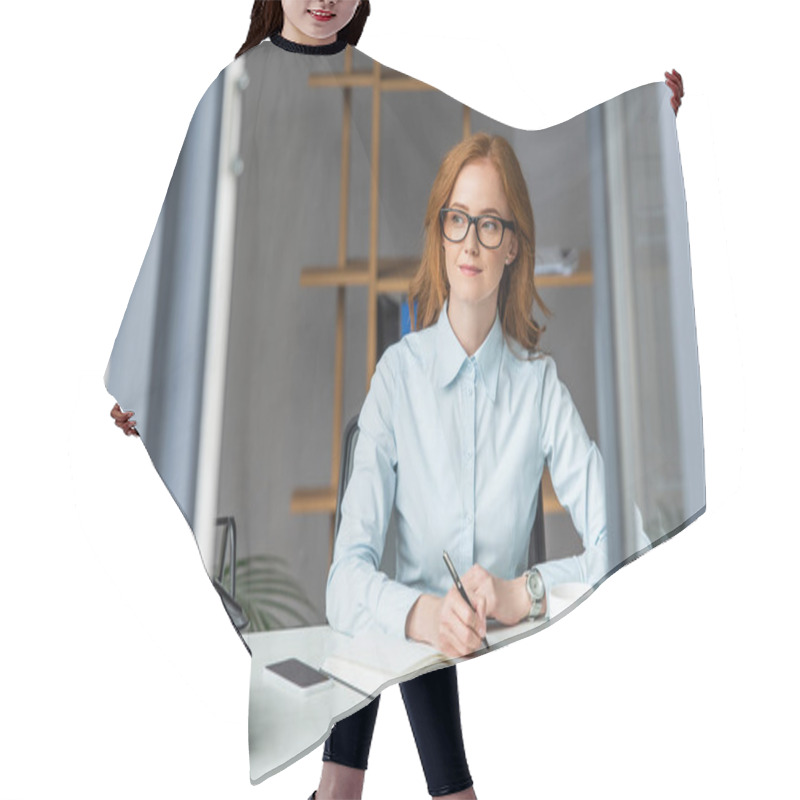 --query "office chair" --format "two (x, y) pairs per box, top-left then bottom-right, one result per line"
(334, 415), (547, 571)
(528, 478), (546, 566)
(334, 415), (361, 539)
